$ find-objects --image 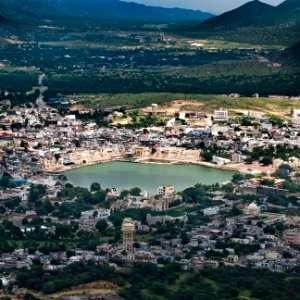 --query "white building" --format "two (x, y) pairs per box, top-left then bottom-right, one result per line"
(203, 206), (220, 216)
(213, 108), (229, 122)
(79, 209), (111, 232)
(212, 156), (231, 166)
(81, 209), (110, 220)
(292, 109), (300, 122)
(157, 185), (175, 197)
